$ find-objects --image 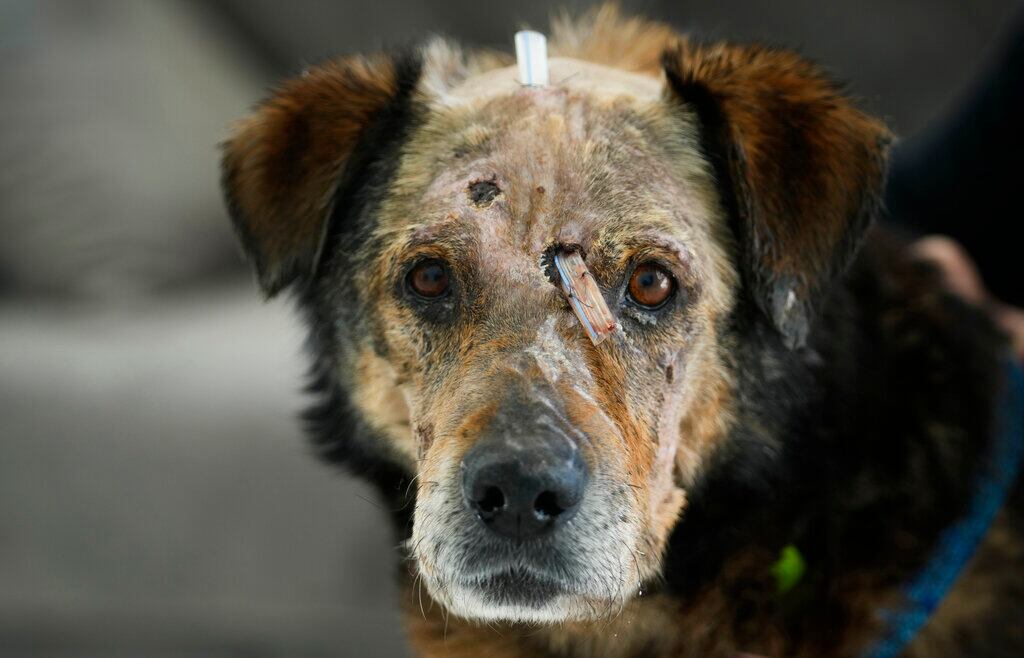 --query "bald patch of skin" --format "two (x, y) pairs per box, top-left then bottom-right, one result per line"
(444, 57), (665, 106)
